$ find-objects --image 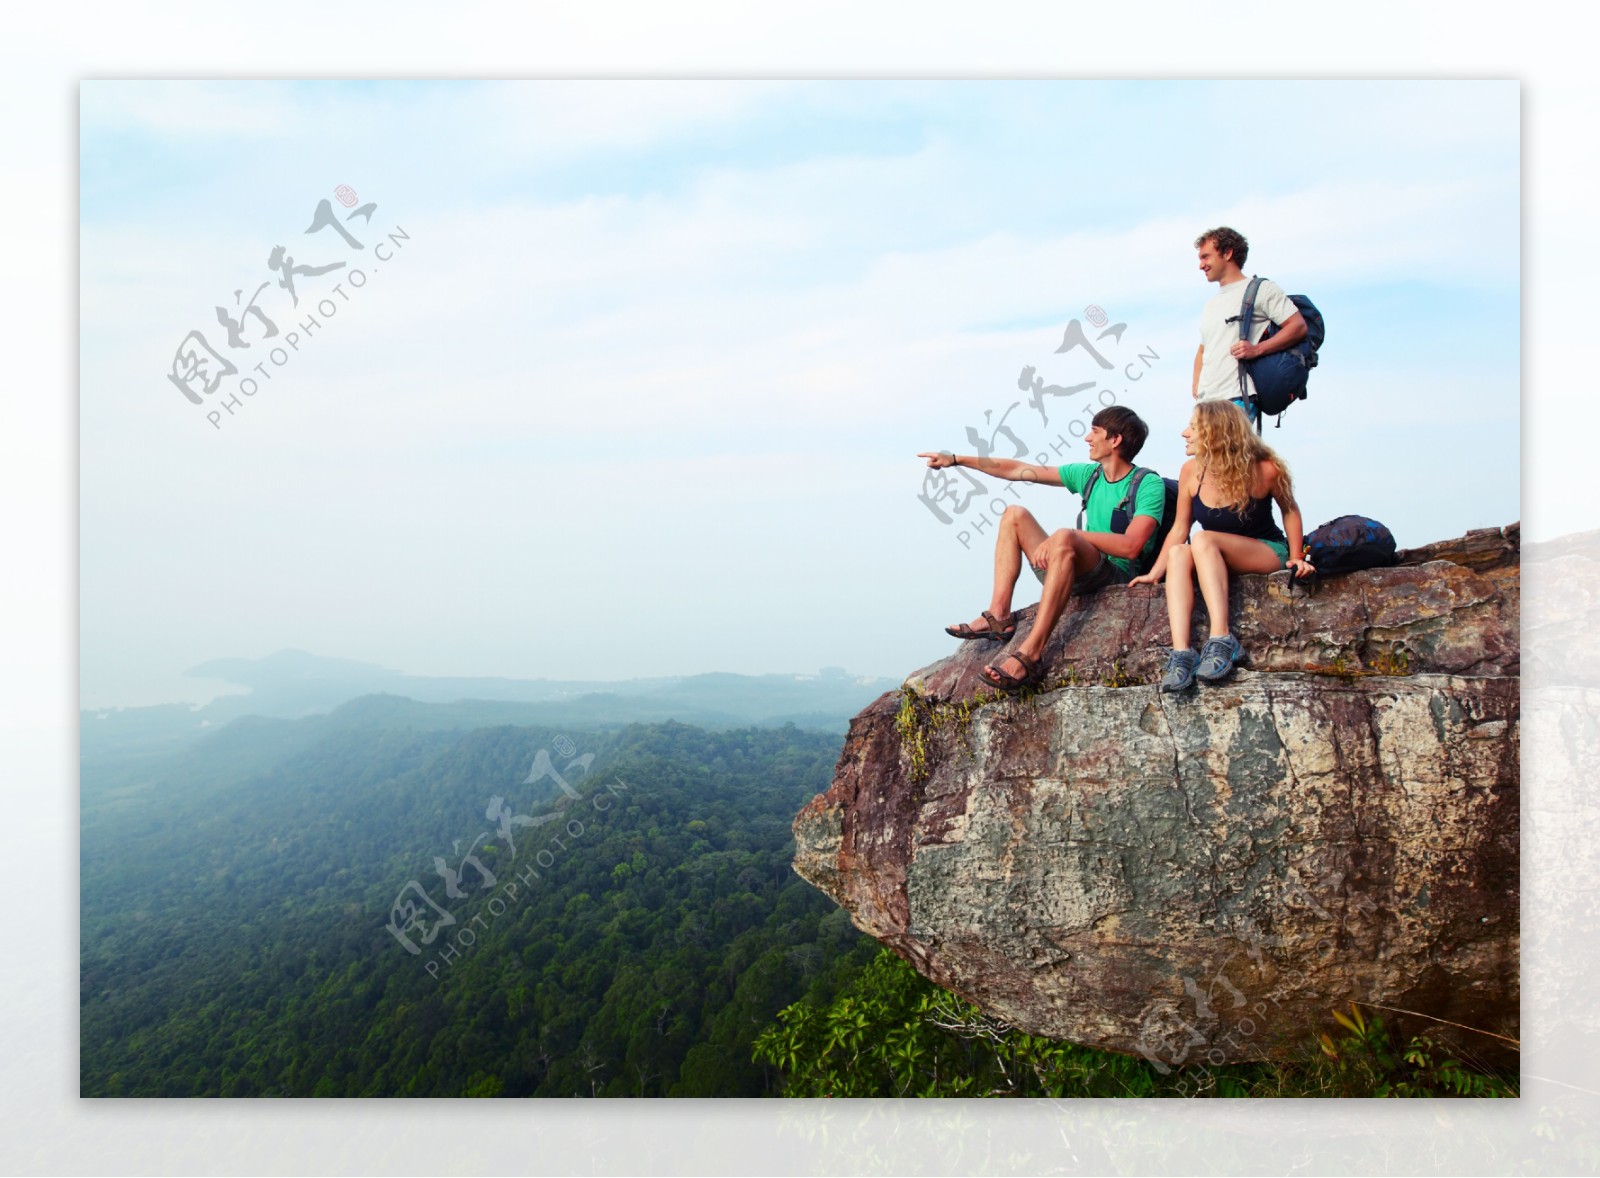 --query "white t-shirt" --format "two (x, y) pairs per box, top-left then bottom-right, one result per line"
(1196, 277), (1299, 403)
